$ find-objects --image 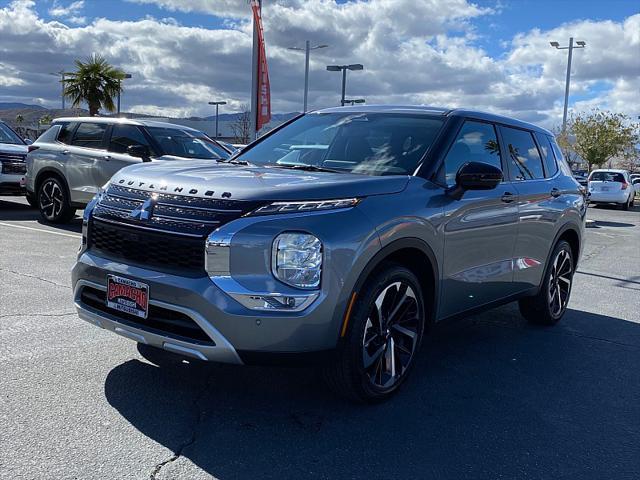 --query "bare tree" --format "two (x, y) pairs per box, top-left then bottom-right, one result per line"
(230, 105), (252, 144)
